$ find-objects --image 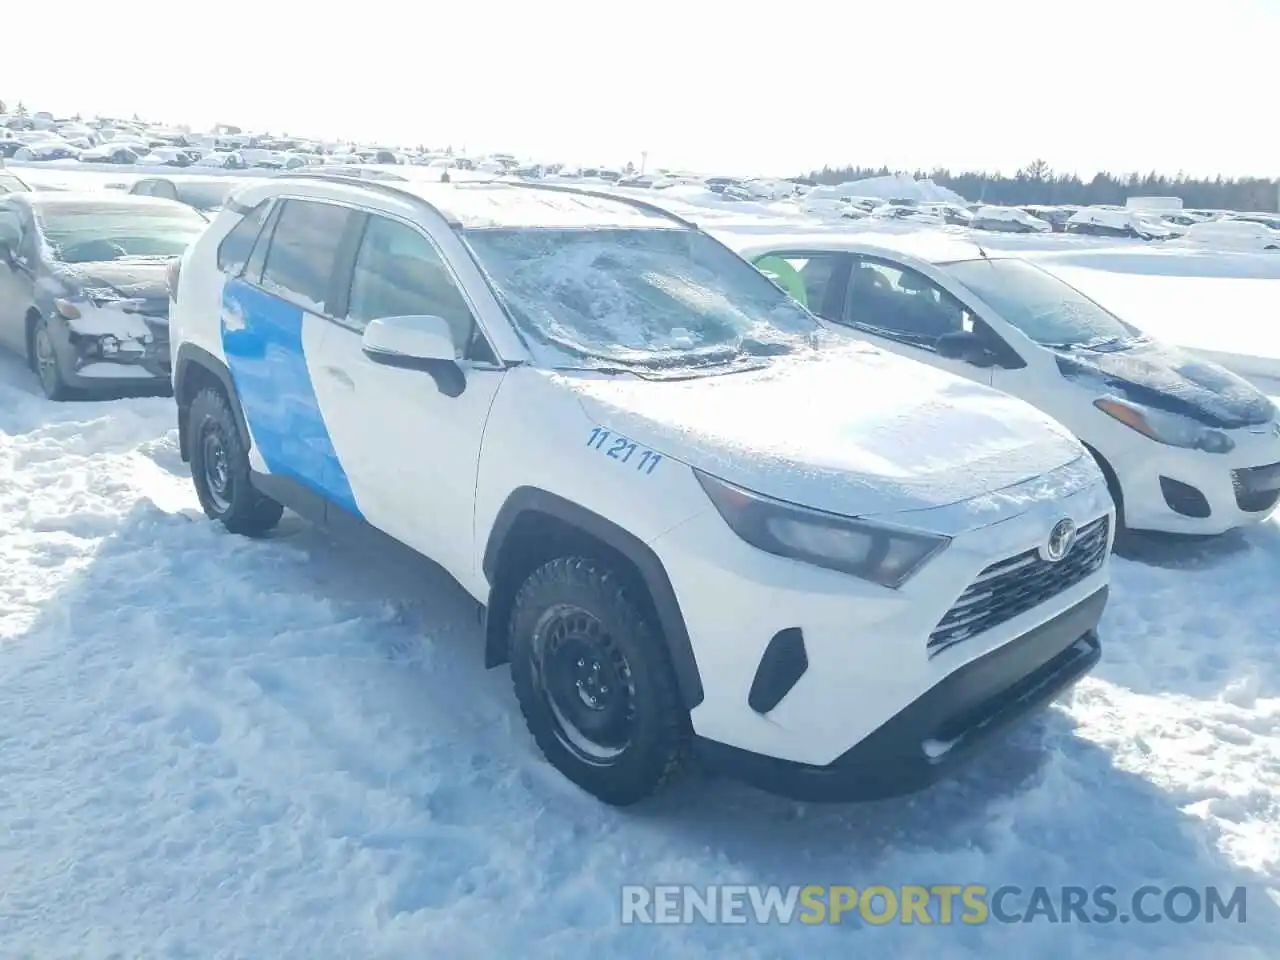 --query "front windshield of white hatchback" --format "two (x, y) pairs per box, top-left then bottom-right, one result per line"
(943, 257), (1141, 348)
(462, 226), (825, 368)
